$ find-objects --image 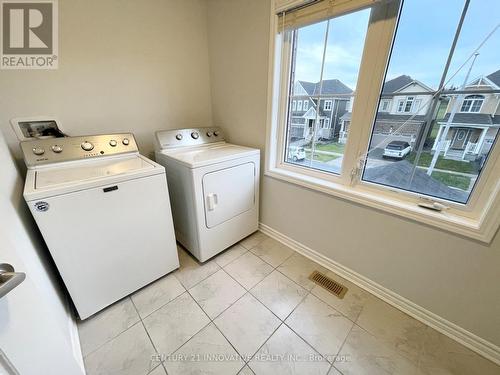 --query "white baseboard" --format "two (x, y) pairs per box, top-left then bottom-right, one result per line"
(259, 222), (500, 365)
